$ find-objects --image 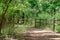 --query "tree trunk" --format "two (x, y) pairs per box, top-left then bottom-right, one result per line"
(0, 0), (12, 33)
